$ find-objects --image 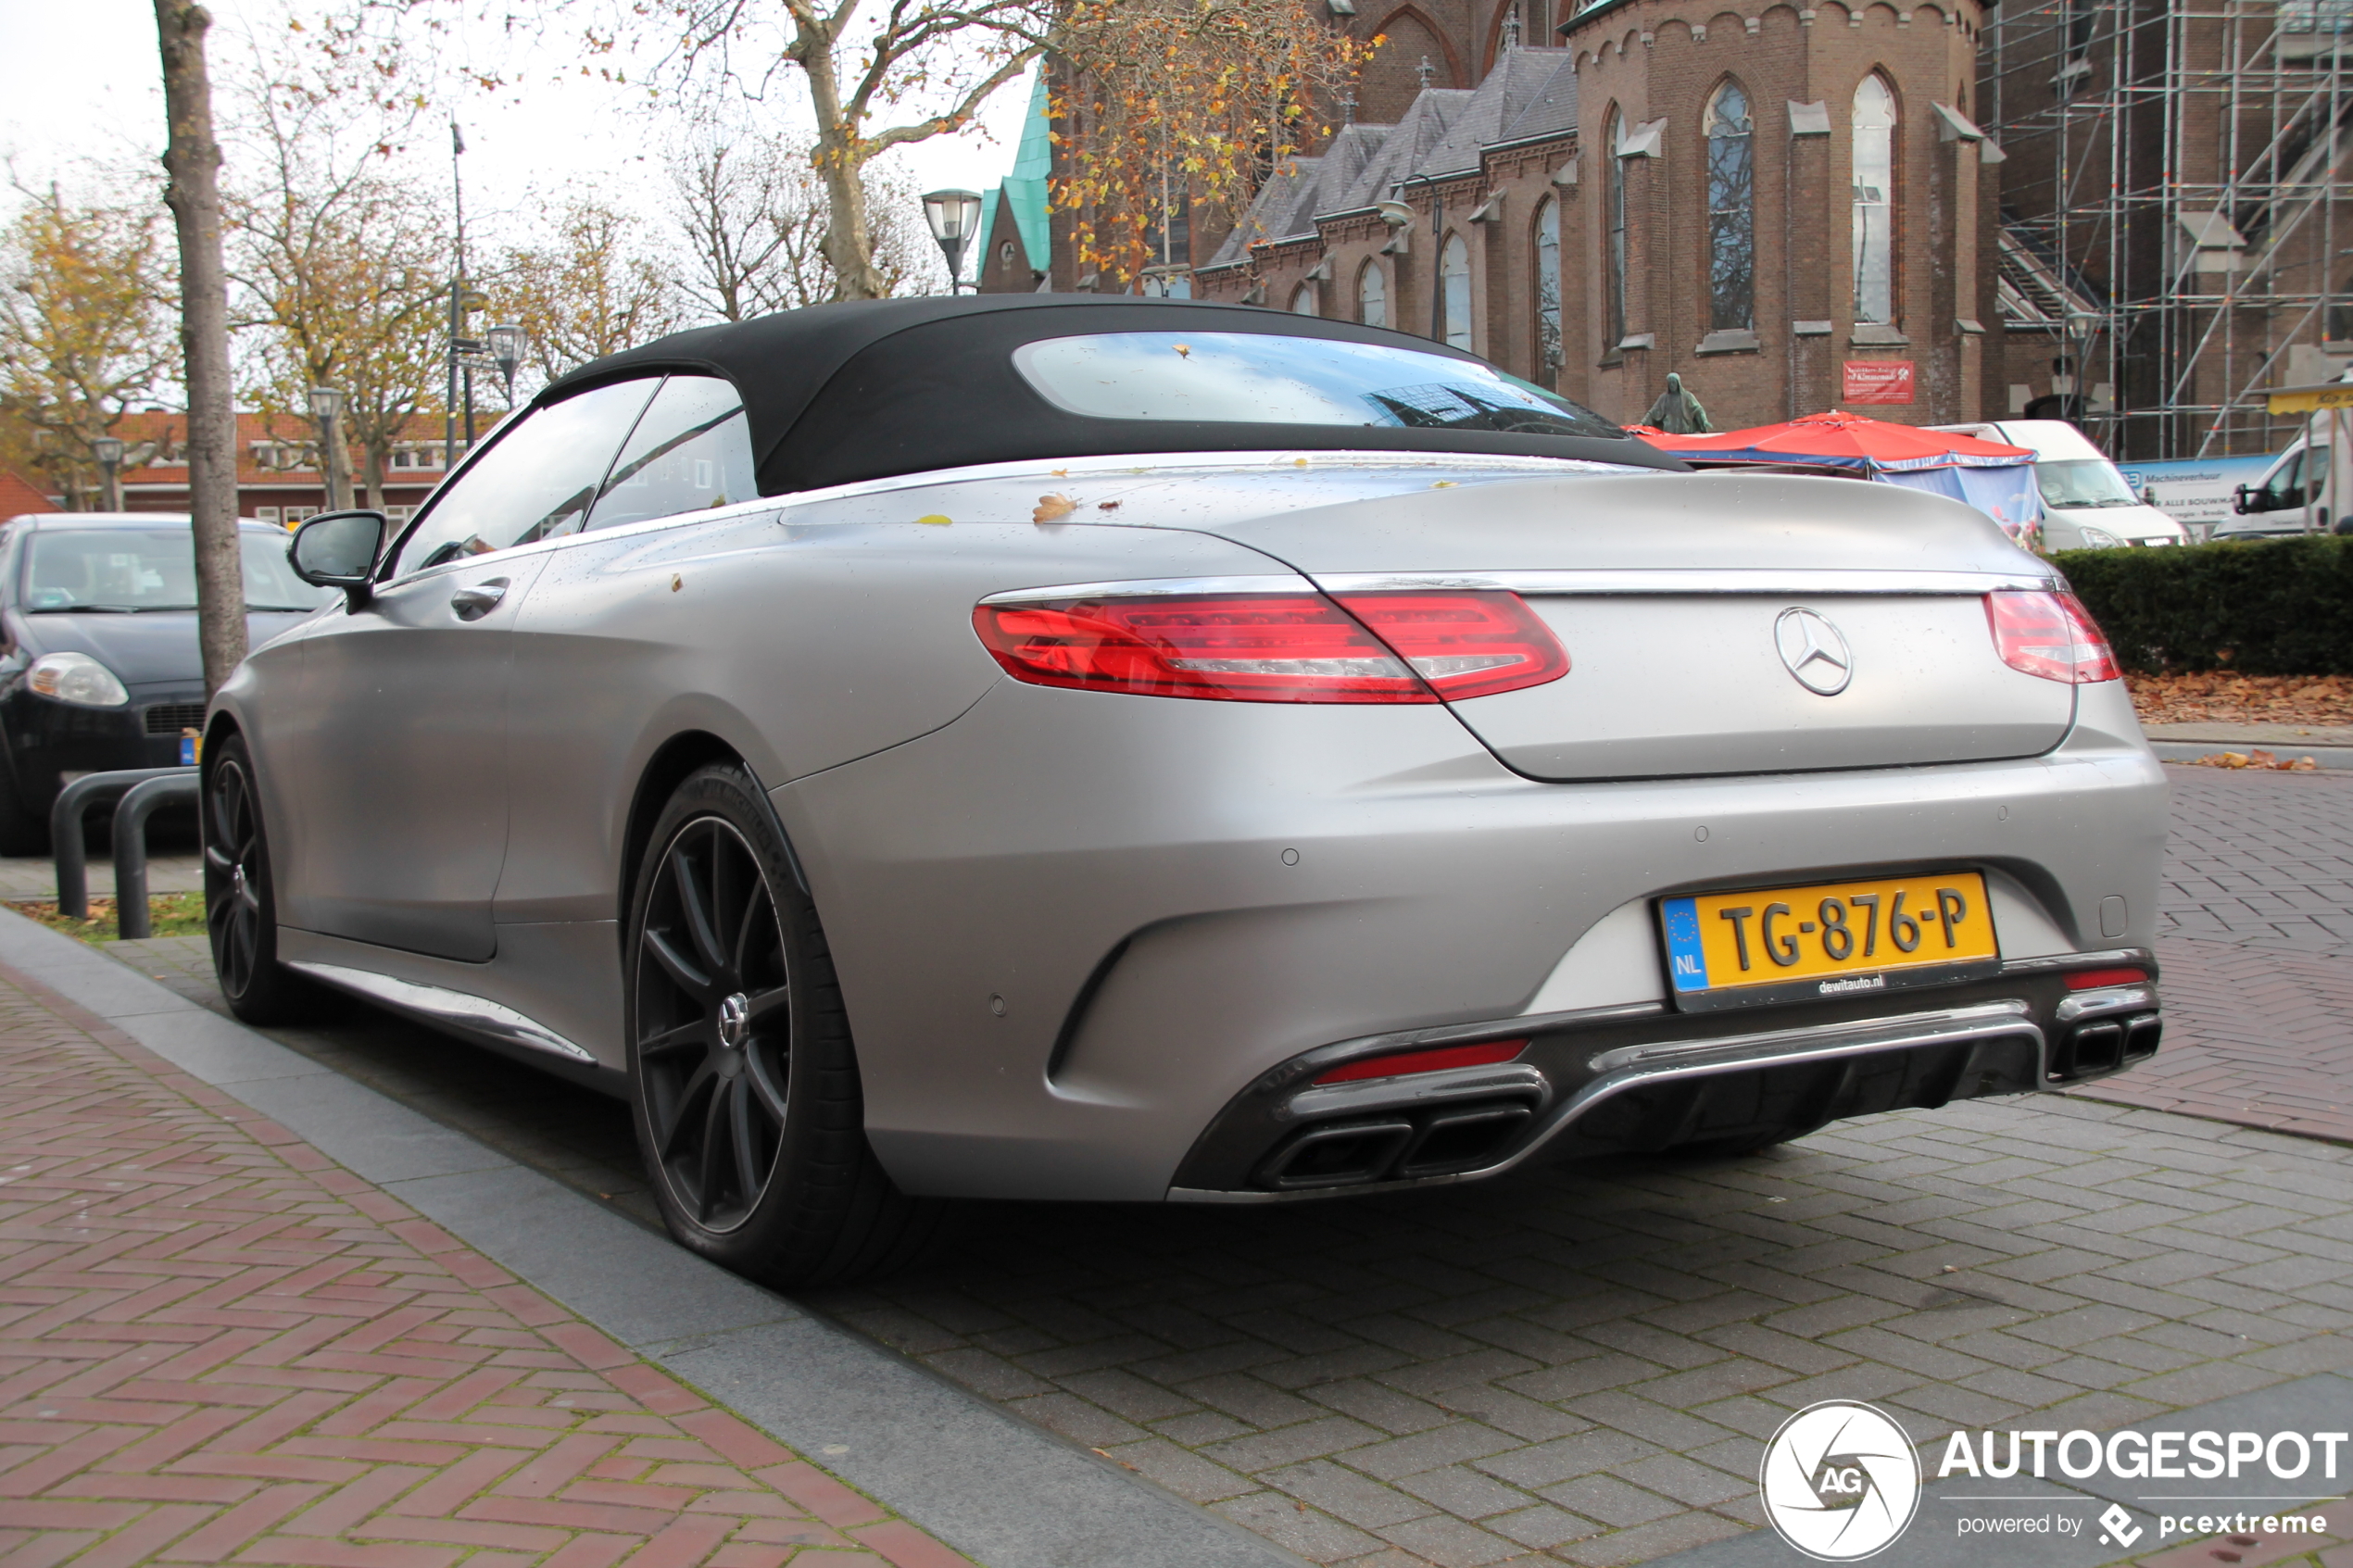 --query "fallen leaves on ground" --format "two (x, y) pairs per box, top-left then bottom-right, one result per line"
(2127, 672), (2353, 727)
(7, 892), (209, 943)
(2187, 749), (2322, 771)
